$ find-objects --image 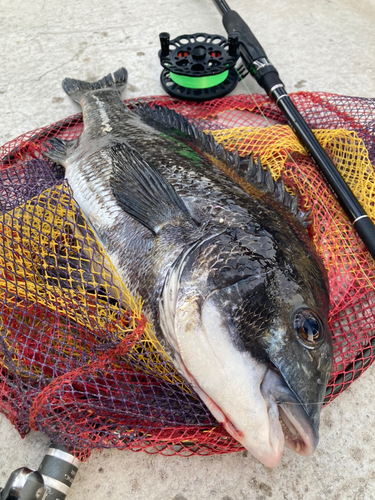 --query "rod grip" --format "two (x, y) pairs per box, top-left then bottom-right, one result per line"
(222, 10), (267, 61)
